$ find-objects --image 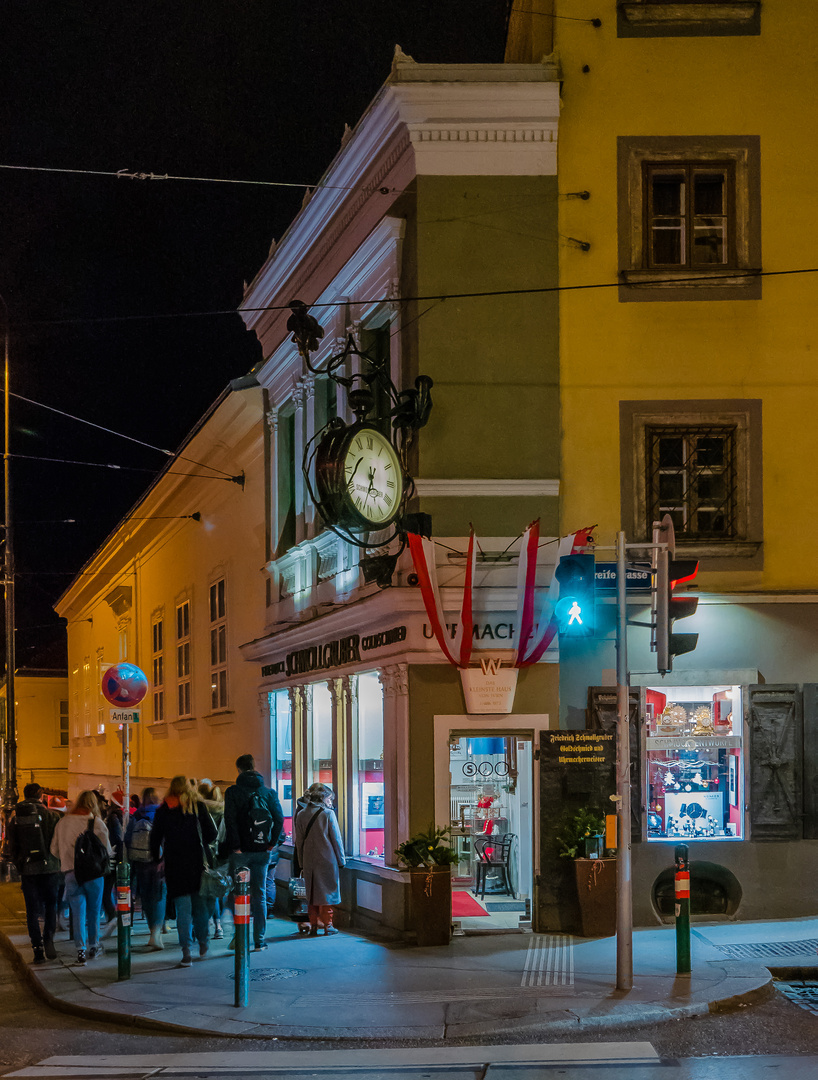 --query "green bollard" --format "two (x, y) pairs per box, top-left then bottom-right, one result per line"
(116, 860), (131, 980)
(234, 867), (250, 1008)
(675, 844), (691, 975)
